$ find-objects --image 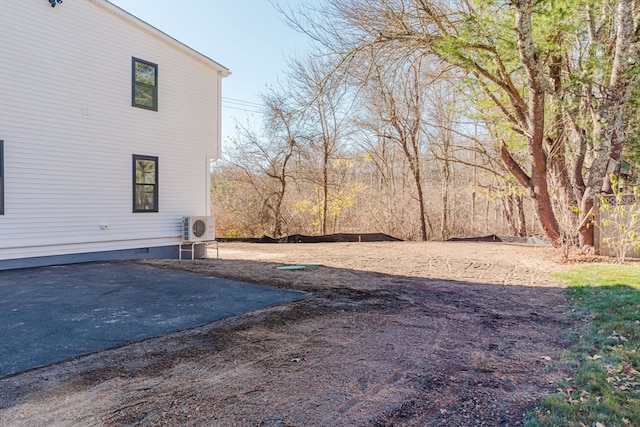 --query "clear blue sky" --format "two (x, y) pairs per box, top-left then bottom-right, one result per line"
(109, 0), (314, 145)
